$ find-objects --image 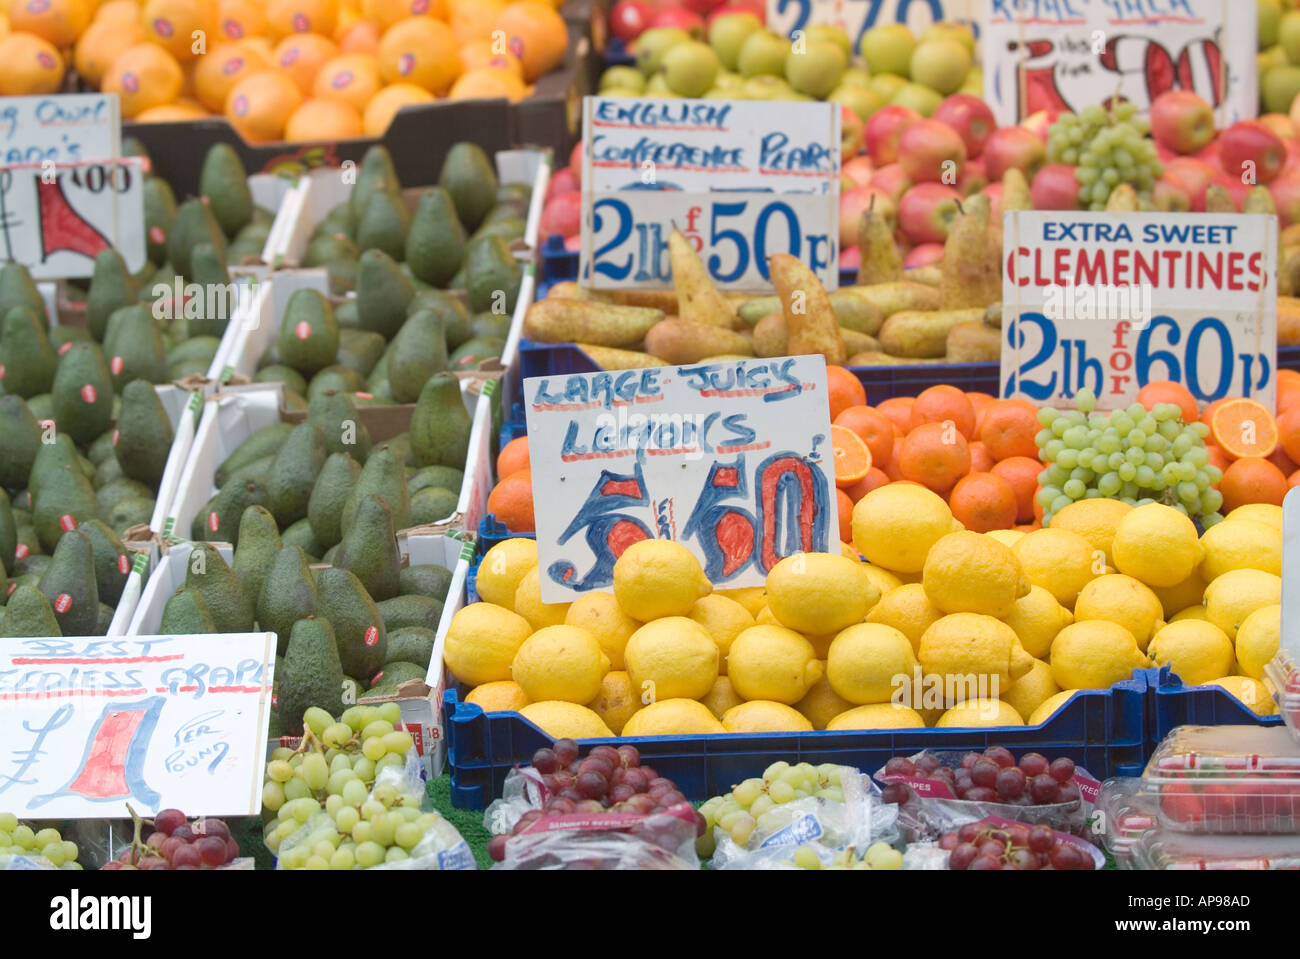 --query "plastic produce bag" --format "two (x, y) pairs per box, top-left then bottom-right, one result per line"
(483, 765), (548, 837)
(492, 804), (701, 870)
